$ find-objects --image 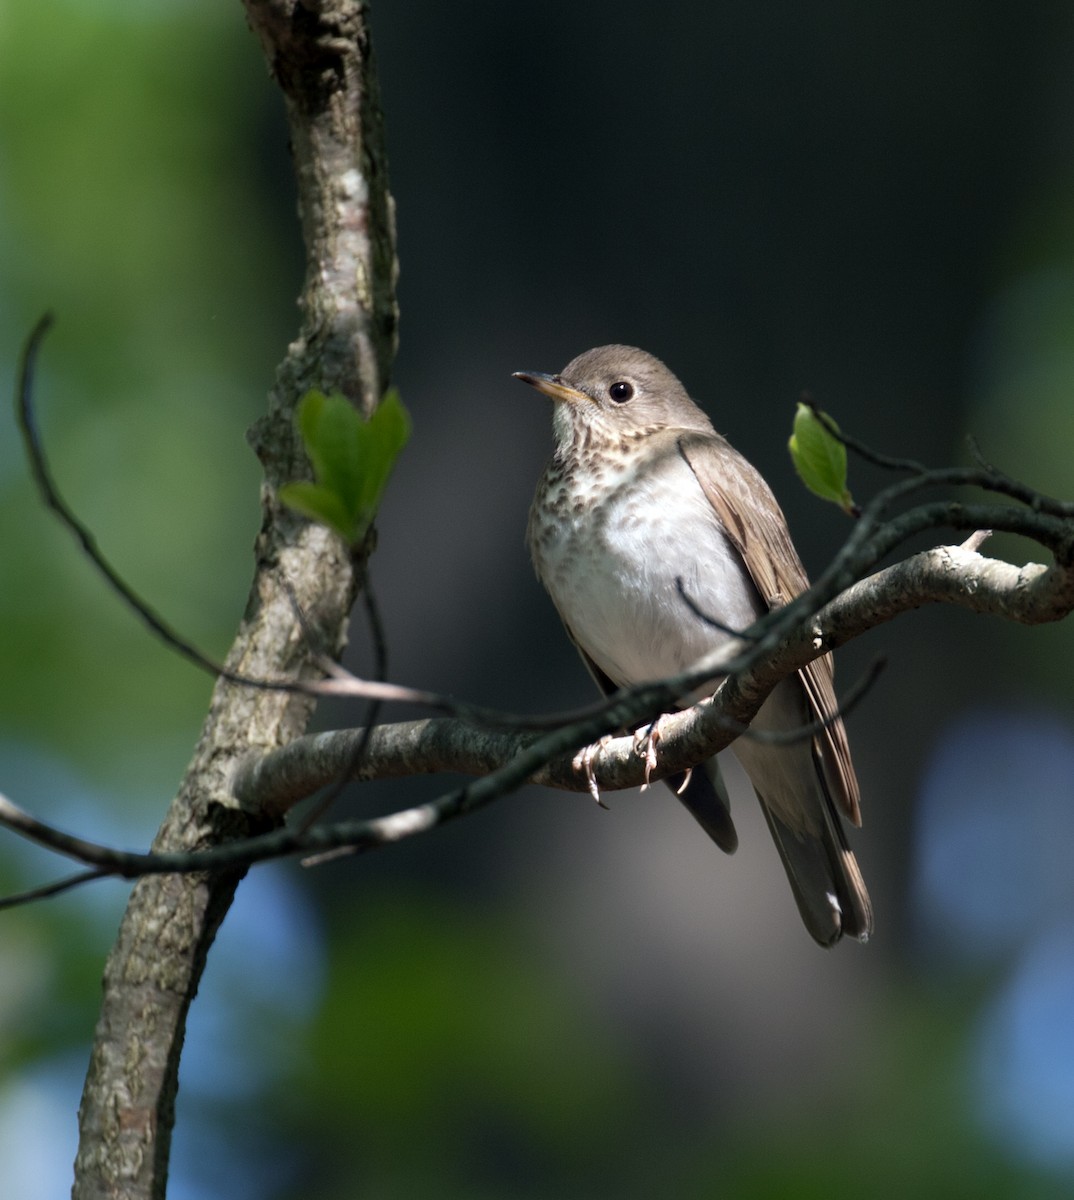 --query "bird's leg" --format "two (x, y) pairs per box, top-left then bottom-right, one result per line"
(572, 738), (613, 809)
(633, 717), (688, 791)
